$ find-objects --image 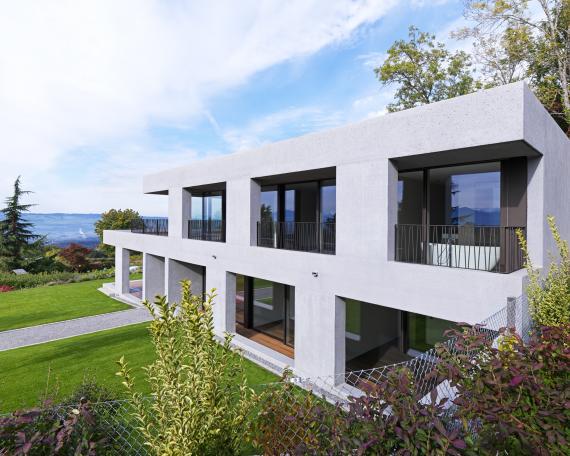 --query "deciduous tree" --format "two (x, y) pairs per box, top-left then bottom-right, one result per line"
(375, 26), (479, 112)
